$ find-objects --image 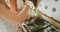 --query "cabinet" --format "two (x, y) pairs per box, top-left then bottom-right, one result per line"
(38, 0), (60, 21)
